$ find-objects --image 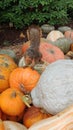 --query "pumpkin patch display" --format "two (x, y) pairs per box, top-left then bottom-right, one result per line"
(31, 60), (73, 115)
(9, 67), (40, 92)
(39, 42), (64, 63)
(0, 88), (26, 116)
(46, 30), (64, 42)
